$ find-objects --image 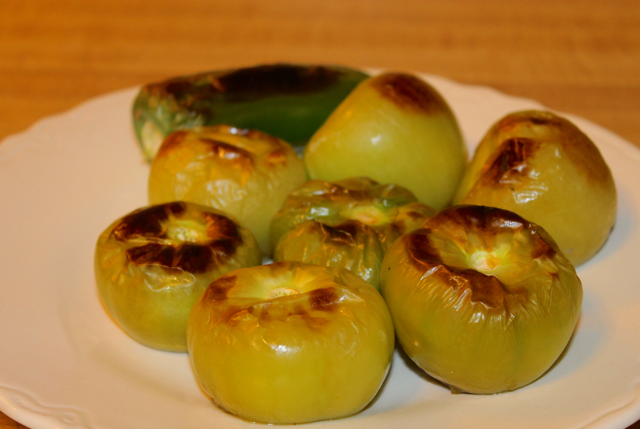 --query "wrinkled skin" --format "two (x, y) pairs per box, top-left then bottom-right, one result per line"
(454, 110), (617, 266)
(381, 205), (583, 394)
(132, 64), (369, 161)
(271, 177), (435, 289)
(94, 201), (261, 352)
(187, 262), (395, 424)
(304, 72), (467, 210)
(148, 125), (307, 255)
